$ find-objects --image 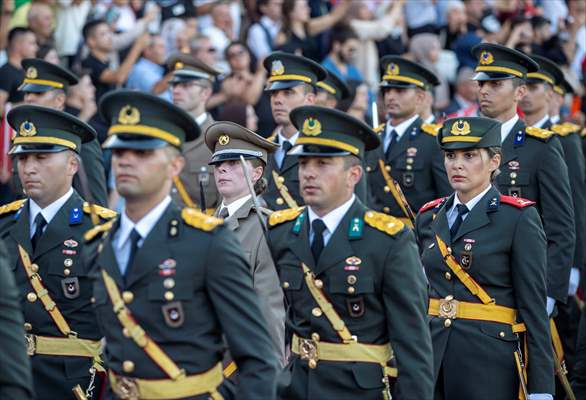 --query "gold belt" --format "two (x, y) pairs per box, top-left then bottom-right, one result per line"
(428, 297), (526, 332)
(109, 362), (224, 400)
(25, 334), (102, 358)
